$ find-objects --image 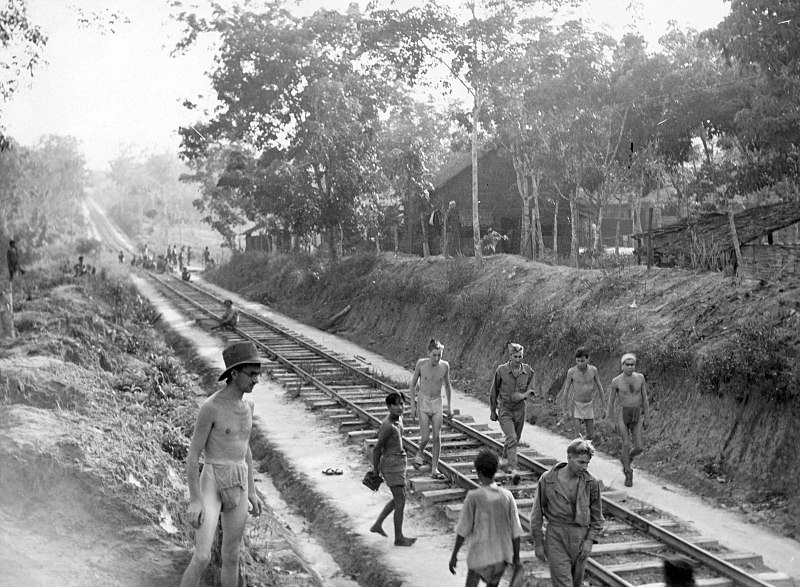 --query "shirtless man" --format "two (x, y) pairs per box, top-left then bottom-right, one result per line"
(181, 341), (264, 587)
(211, 299), (239, 331)
(607, 353), (649, 487)
(410, 339), (453, 480)
(561, 347), (606, 441)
